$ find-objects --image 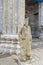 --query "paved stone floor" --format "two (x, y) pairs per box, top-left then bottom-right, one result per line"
(0, 38), (43, 65)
